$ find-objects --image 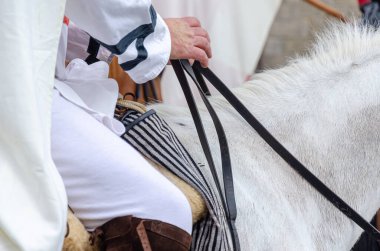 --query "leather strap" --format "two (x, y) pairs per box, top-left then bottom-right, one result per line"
(85, 37), (101, 65)
(136, 221), (153, 251)
(186, 60), (380, 242)
(172, 60), (240, 250)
